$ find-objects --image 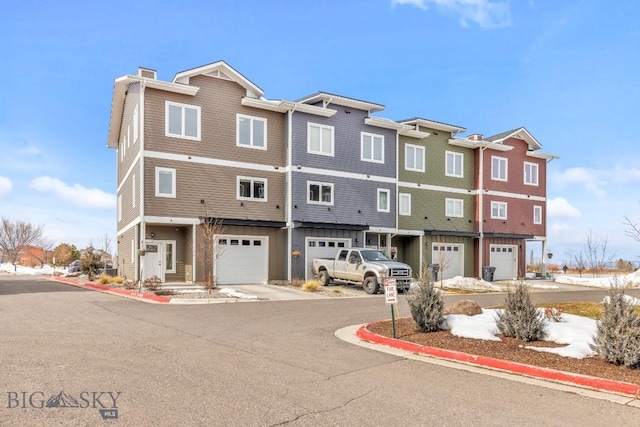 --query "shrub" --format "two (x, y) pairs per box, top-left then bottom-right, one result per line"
(301, 280), (321, 292)
(144, 275), (162, 292)
(591, 287), (640, 369)
(497, 282), (544, 341)
(407, 281), (444, 332)
(111, 276), (124, 284)
(97, 275), (111, 285)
